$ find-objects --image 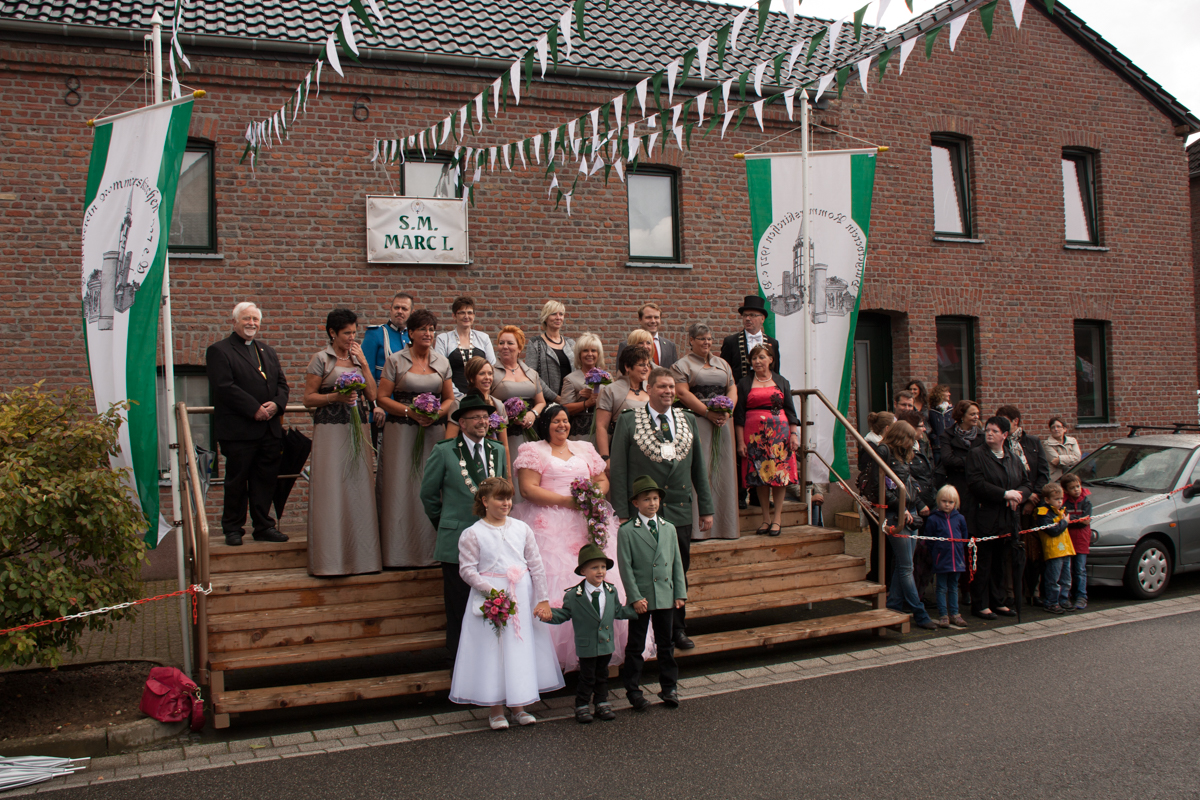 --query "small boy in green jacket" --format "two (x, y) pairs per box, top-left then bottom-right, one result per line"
(547, 543), (639, 723)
